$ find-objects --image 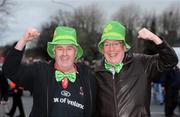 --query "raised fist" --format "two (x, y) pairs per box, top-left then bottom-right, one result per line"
(22, 27), (40, 42)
